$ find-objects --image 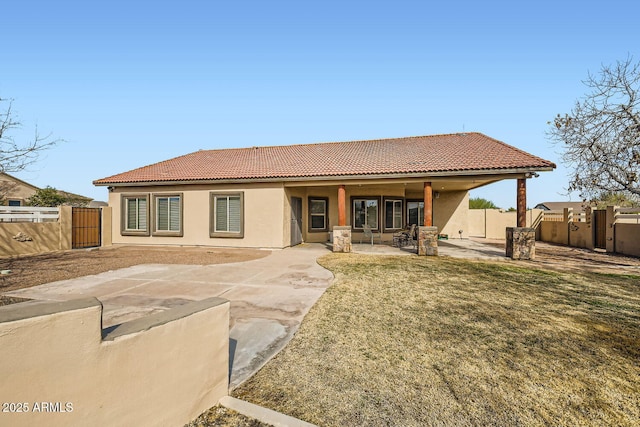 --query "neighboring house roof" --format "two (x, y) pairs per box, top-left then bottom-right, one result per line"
(534, 202), (588, 211)
(0, 172), (93, 204)
(0, 172), (40, 192)
(94, 132), (556, 185)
